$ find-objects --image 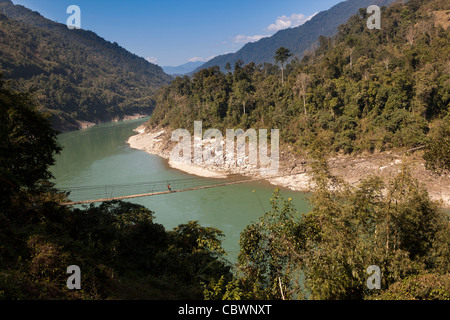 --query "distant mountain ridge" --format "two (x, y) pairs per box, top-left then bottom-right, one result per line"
(194, 0), (397, 73)
(162, 61), (205, 76)
(0, 0), (170, 131)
